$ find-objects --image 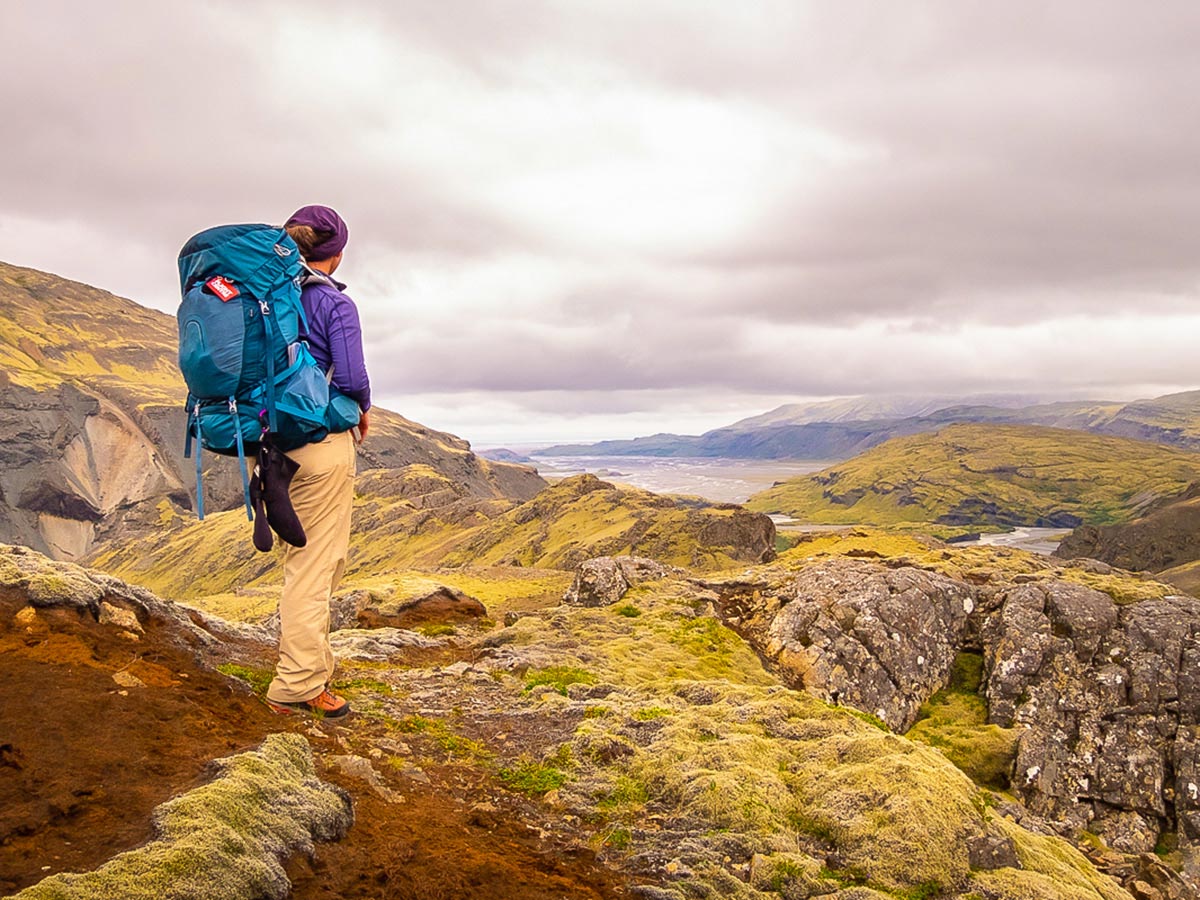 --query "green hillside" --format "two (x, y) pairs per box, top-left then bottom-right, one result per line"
(745, 423), (1200, 529)
(90, 474), (776, 608)
(0, 261), (183, 407)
